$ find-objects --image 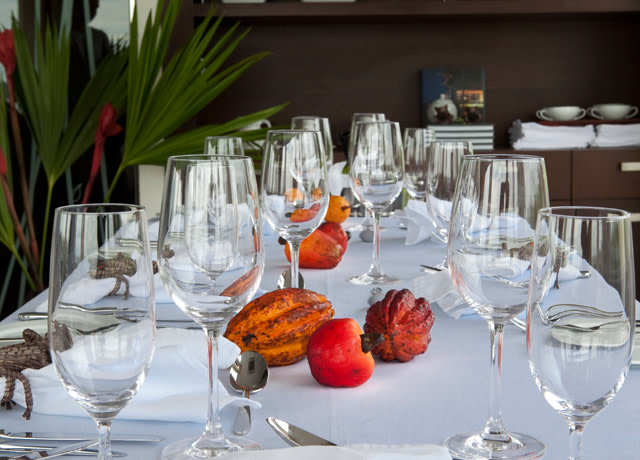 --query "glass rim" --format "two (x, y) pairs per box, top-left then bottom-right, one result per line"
(266, 129), (322, 135)
(539, 206), (631, 220)
(55, 203), (145, 215)
(167, 153), (253, 163)
(353, 119), (398, 126)
(291, 115), (329, 121)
